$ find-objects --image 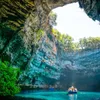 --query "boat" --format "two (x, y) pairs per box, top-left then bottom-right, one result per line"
(67, 86), (77, 94)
